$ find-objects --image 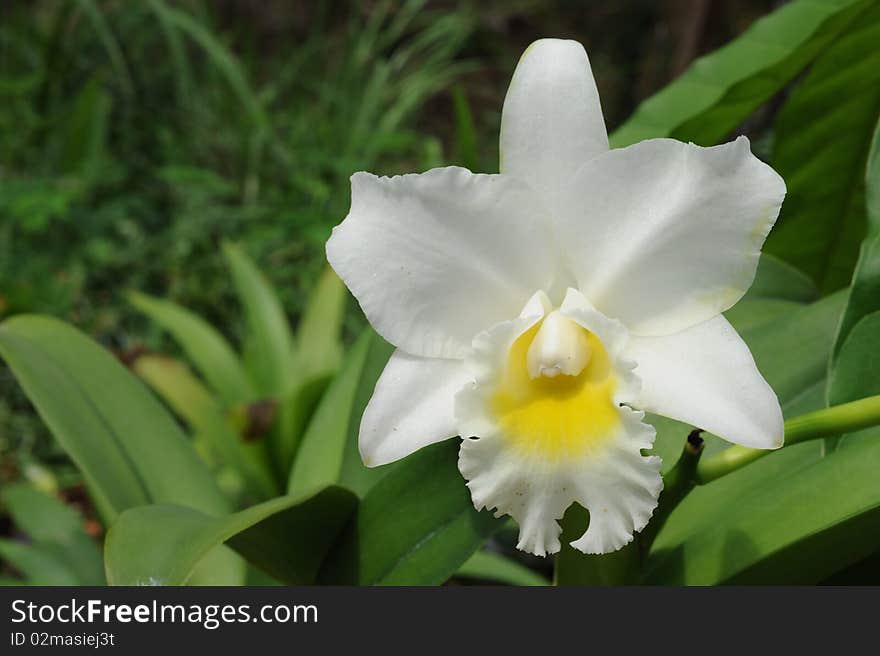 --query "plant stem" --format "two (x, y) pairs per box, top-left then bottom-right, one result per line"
(697, 394), (880, 484)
